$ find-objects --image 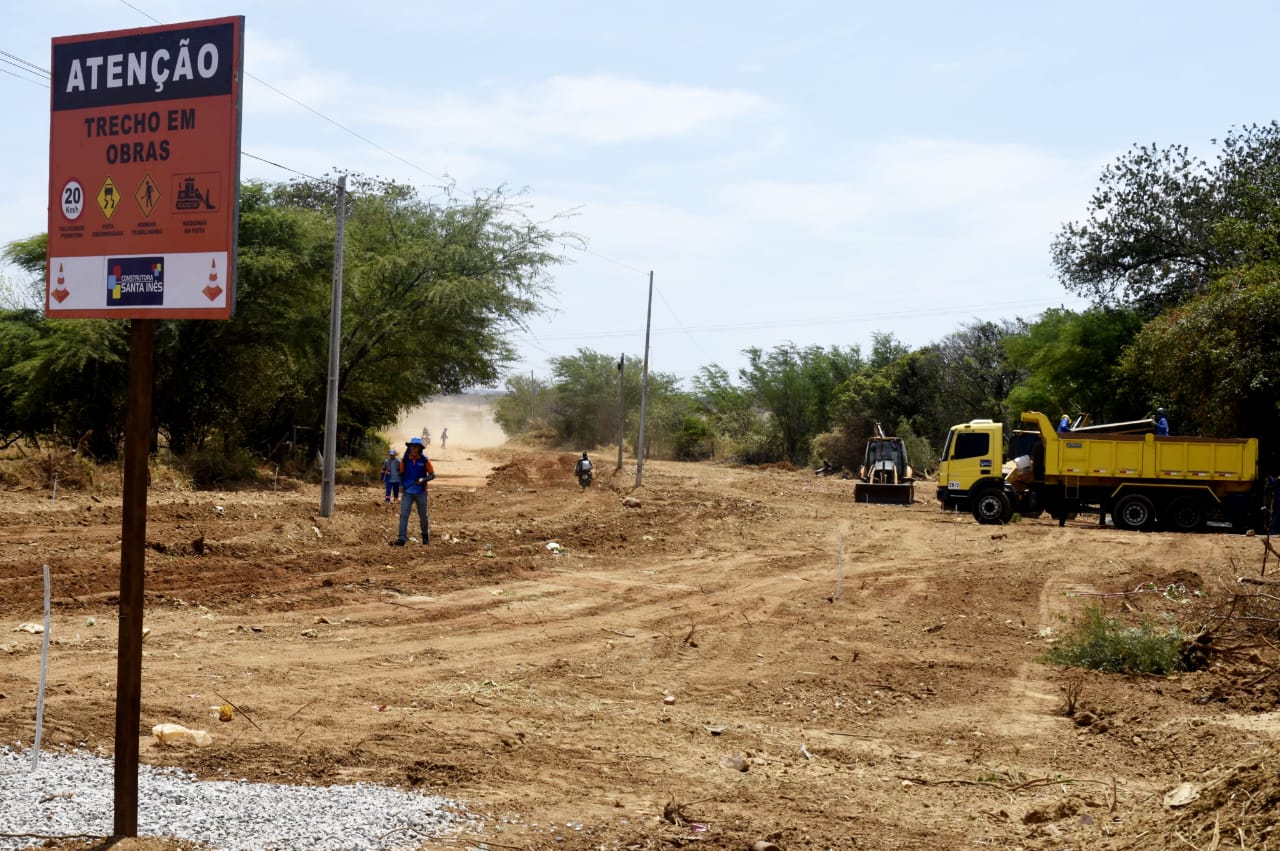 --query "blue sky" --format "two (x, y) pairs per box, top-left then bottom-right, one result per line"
(2, 1), (1276, 387)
